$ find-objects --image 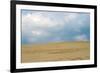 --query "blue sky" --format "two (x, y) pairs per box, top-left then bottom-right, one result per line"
(21, 10), (90, 44)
